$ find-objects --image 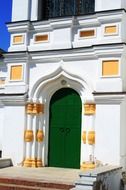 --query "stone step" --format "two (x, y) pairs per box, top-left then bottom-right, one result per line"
(0, 177), (74, 190)
(71, 186), (93, 190)
(77, 177), (97, 183)
(0, 184), (64, 190)
(0, 158), (13, 168)
(79, 173), (97, 178)
(75, 180), (94, 186)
